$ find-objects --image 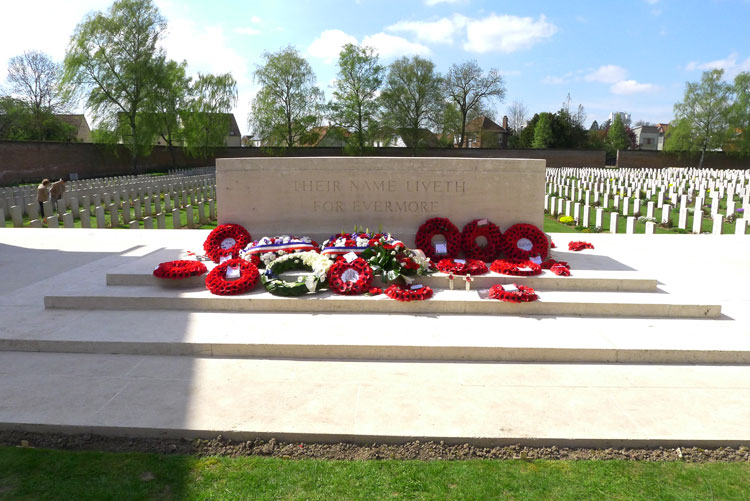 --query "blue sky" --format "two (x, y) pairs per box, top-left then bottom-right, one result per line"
(1, 0), (749, 136)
